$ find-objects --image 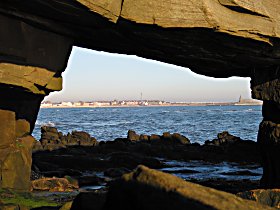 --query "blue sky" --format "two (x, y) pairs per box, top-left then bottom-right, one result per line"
(45, 47), (251, 103)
